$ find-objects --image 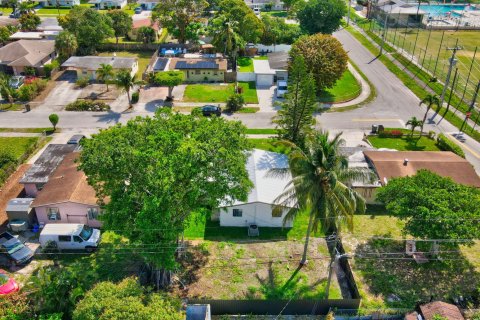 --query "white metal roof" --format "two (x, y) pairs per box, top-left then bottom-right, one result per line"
(253, 59), (276, 75)
(222, 149), (292, 207)
(40, 223), (85, 236)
